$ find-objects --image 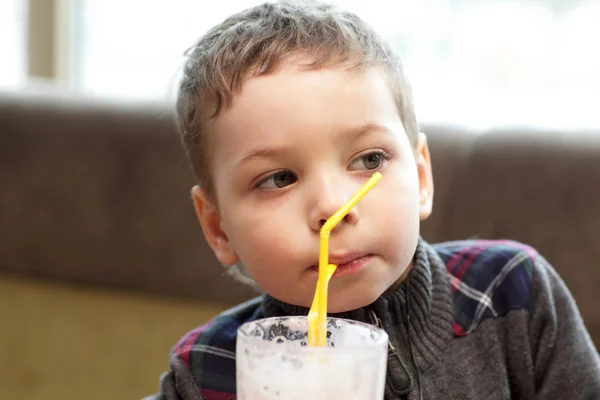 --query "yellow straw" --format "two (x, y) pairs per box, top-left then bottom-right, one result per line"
(307, 172), (382, 347)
